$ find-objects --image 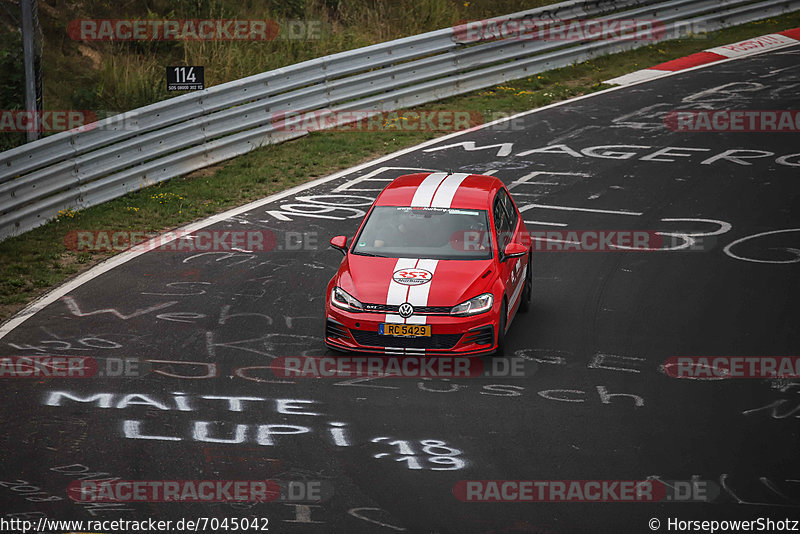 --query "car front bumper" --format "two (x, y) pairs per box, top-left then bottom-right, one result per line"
(324, 304), (498, 356)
